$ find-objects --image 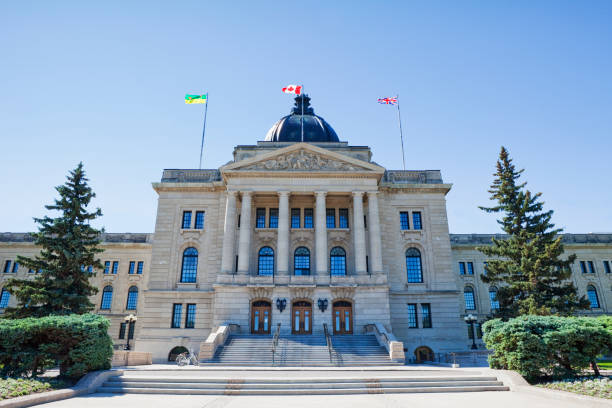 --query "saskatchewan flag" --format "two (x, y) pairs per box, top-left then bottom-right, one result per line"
(185, 94), (207, 104)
